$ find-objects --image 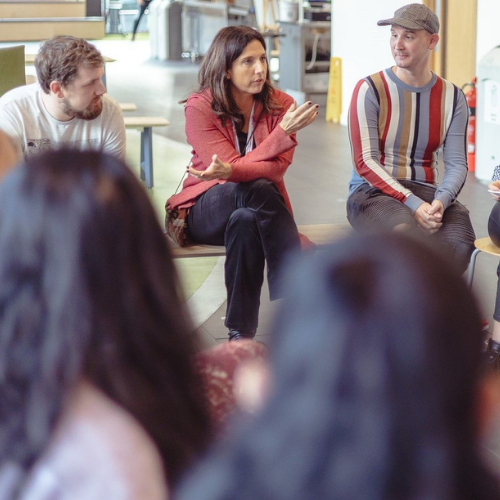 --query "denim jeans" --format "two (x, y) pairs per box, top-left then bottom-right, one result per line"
(187, 179), (300, 332)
